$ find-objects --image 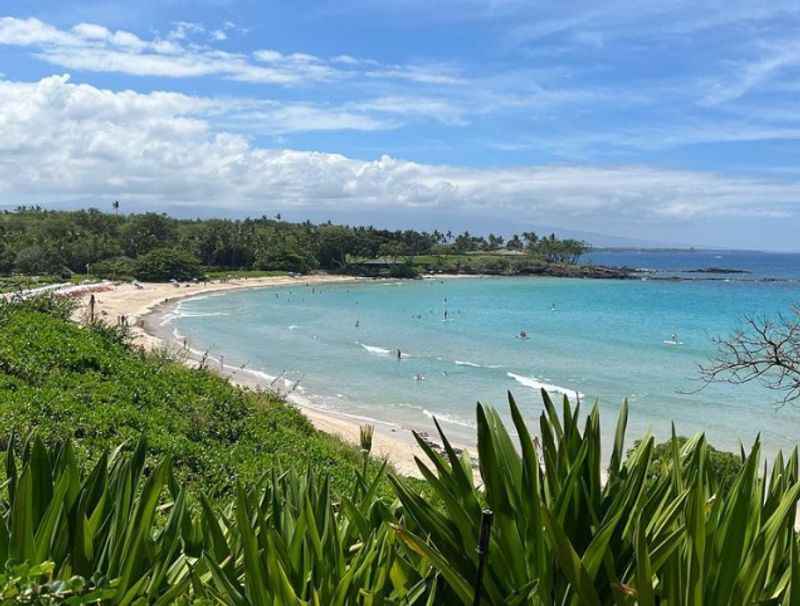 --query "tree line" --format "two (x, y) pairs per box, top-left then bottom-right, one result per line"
(0, 206), (588, 279)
